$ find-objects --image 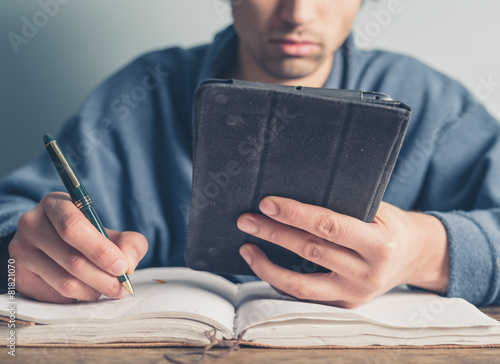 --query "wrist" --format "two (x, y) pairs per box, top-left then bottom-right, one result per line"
(406, 212), (450, 294)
